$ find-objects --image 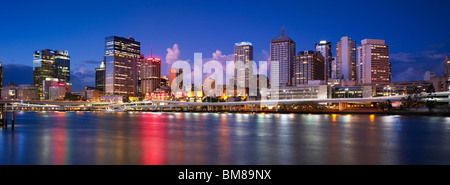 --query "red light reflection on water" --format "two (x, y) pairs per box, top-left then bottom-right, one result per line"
(139, 113), (167, 165)
(50, 112), (67, 165)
